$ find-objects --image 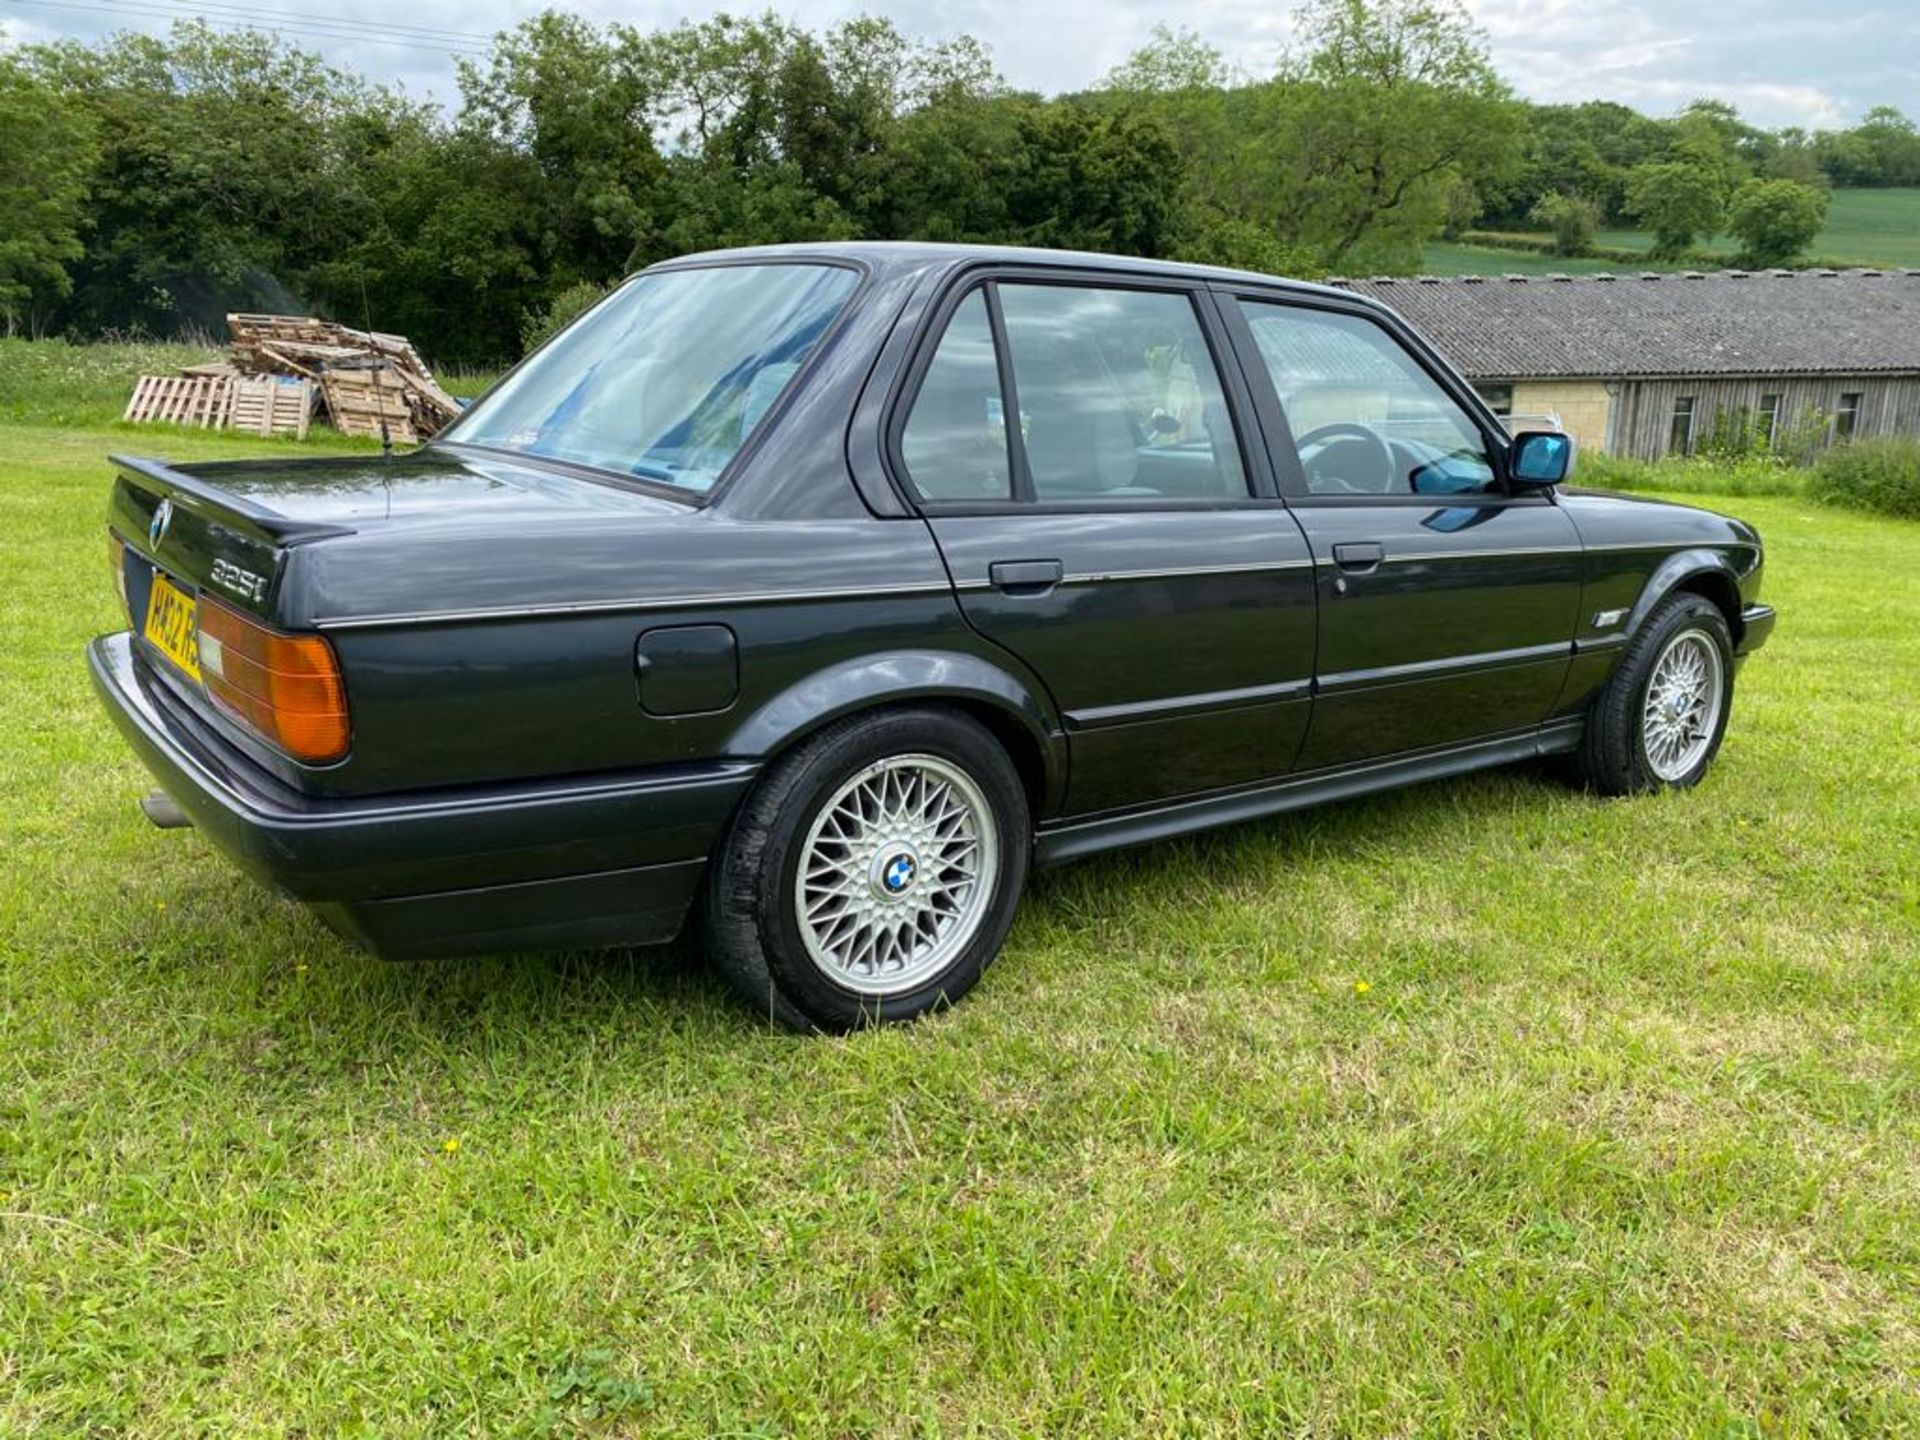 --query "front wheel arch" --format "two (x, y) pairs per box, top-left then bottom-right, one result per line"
(1625, 550), (1746, 650)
